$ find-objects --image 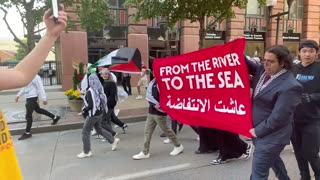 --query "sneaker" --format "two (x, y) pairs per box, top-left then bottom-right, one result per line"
(211, 156), (226, 165)
(163, 138), (171, 144)
(132, 151), (150, 160)
(77, 151), (92, 159)
(160, 133), (166, 138)
(91, 129), (97, 136)
(122, 124), (128, 134)
(244, 143), (252, 159)
(112, 132), (118, 138)
(136, 95), (143, 100)
(95, 135), (103, 139)
(51, 116), (61, 125)
(18, 132), (32, 140)
(170, 144), (184, 156)
(111, 138), (120, 151)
